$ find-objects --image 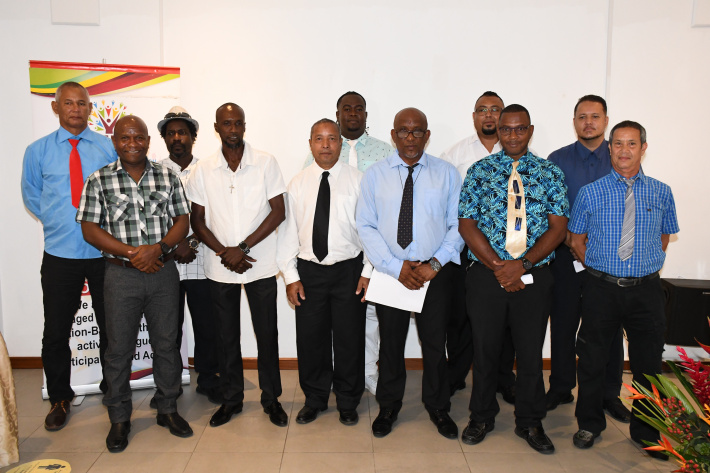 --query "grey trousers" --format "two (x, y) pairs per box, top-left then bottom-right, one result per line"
(102, 260), (182, 422)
